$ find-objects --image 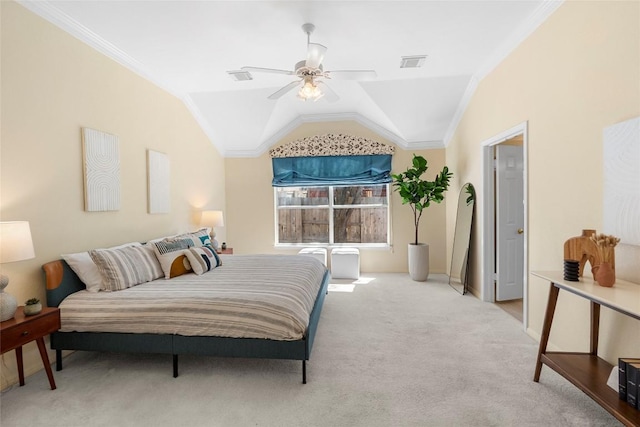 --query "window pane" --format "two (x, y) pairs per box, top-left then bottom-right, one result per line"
(278, 208), (329, 243)
(334, 207), (387, 243)
(276, 187), (329, 206)
(333, 185), (387, 206)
